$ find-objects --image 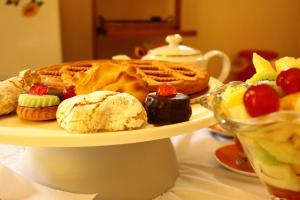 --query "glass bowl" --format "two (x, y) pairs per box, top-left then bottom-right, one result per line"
(200, 81), (300, 200)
